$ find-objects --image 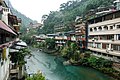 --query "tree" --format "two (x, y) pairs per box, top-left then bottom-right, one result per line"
(41, 0), (113, 34)
(45, 38), (56, 49)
